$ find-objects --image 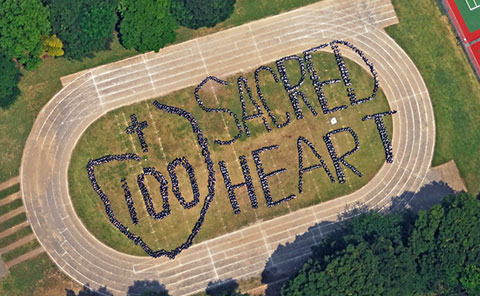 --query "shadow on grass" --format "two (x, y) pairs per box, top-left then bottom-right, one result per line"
(260, 180), (458, 295)
(205, 278), (249, 295)
(65, 181), (458, 296)
(66, 278), (246, 296)
(66, 280), (169, 296)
